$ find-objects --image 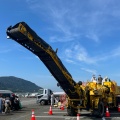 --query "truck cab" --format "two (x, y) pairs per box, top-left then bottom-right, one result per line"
(36, 88), (52, 105)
